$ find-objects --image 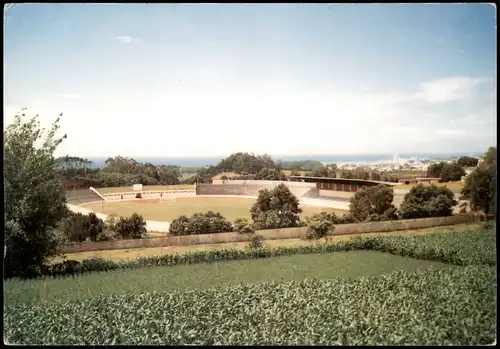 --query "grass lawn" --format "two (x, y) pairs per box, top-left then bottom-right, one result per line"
(97, 185), (194, 194)
(63, 223), (482, 262)
(82, 197), (346, 222)
(396, 181), (464, 193)
(5, 251), (453, 306)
